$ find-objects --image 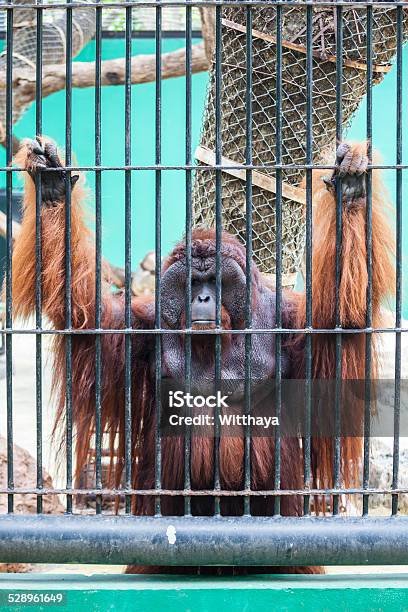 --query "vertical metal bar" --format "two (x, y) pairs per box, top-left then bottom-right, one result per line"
(5, 0), (13, 514)
(184, 1), (192, 517)
(243, 4), (253, 517)
(214, 3), (222, 516)
(94, 4), (102, 516)
(154, 0), (162, 516)
(303, 1), (313, 517)
(362, 1), (373, 517)
(333, 0), (343, 517)
(65, 0), (73, 514)
(392, 5), (403, 517)
(273, 0), (283, 517)
(35, 0), (43, 515)
(124, 5), (132, 515)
